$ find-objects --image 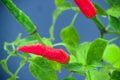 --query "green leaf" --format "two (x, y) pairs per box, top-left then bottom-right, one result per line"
(103, 44), (120, 68)
(29, 57), (57, 80)
(55, 0), (72, 10)
(104, 0), (114, 6)
(107, 5), (120, 18)
(59, 2), (72, 9)
(69, 42), (90, 64)
(93, 67), (110, 80)
(50, 61), (61, 72)
(76, 42), (90, 65)
(65, 43), (76, 54)
(86, 38), (108, 65)
(55, 0), (73, 11)
(105, 0), (120, 6)
(111, 70), (120, 80)
(55, 0), (64, 7)
(60, 25), (80, 55)
(53, 2), (72, 20)
(60, 25), (80, 46)
(108, 16), (120, 32)
(93, 3), (107, 16)
(69, 54), (77, 63)
(63, 77), (76, 80)
(63, 63), (85, 75)
(63, 63), (82, 72)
